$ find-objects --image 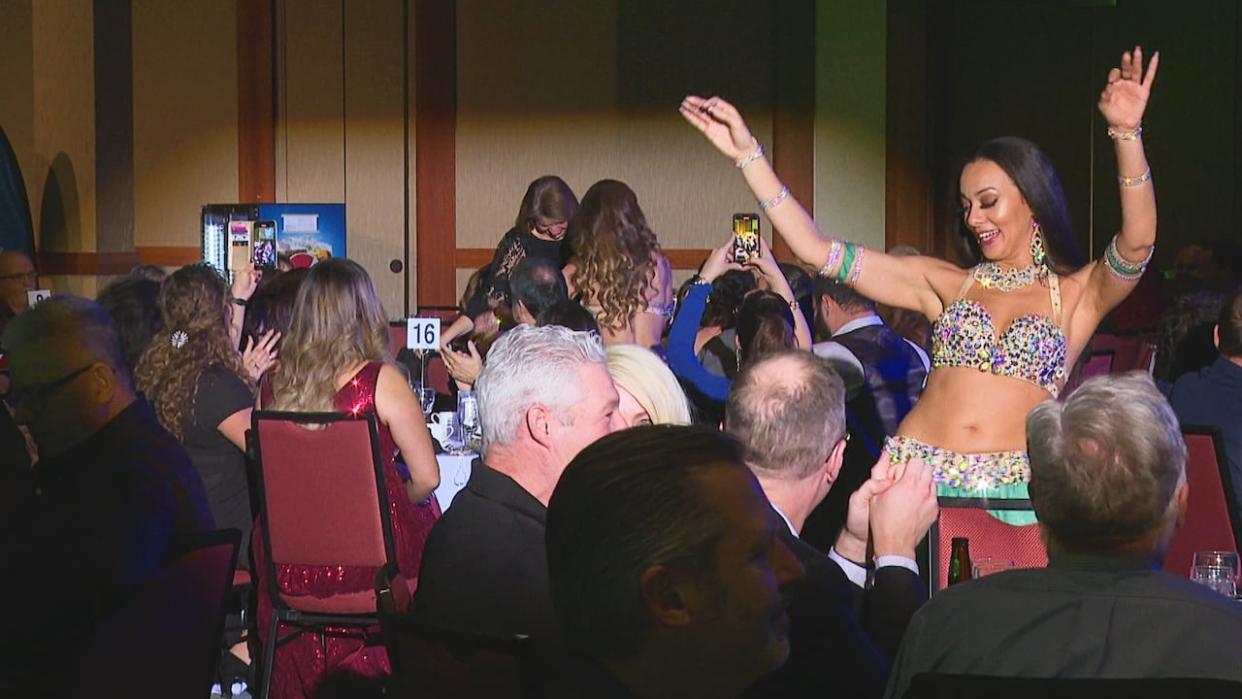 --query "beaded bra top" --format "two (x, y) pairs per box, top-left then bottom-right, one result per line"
(931, 270), (1068, 397)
